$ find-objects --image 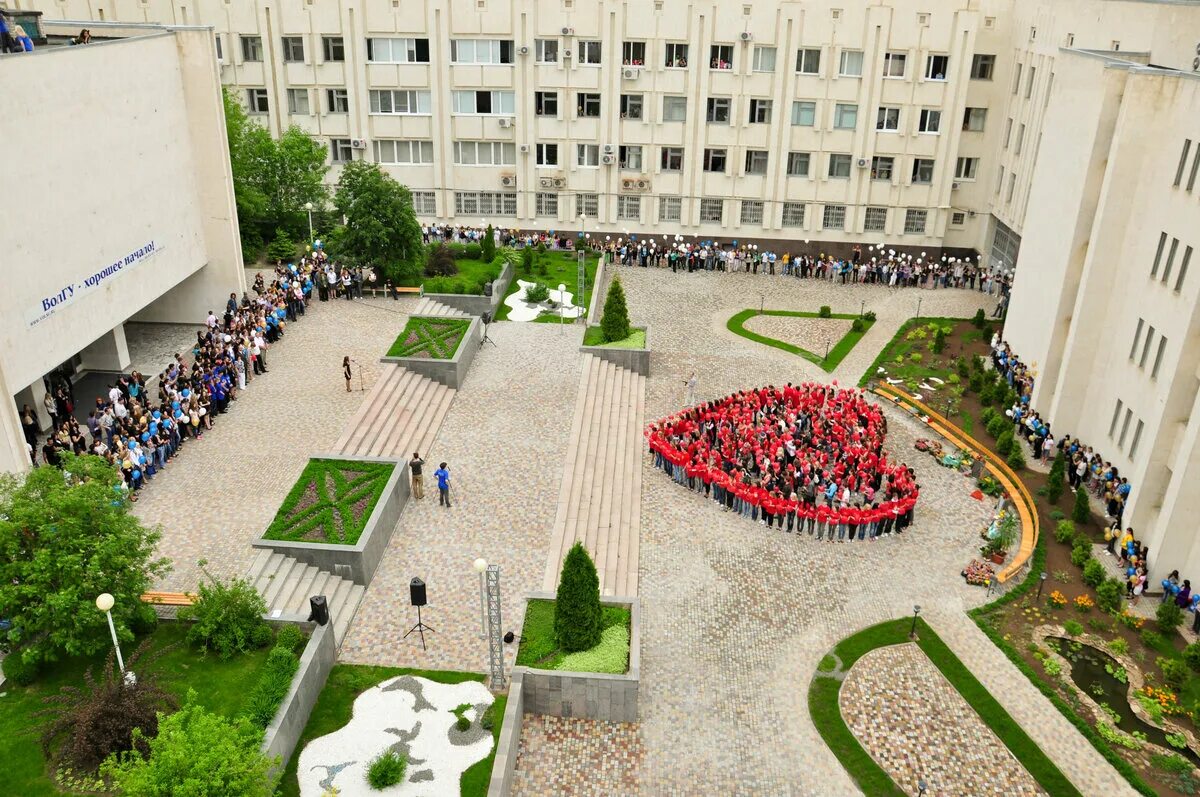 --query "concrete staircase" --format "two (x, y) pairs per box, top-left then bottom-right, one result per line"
(413, 296), (467, 317)
(543, 354), (645, 597)
(332, 365), (455, 459)
(247, 549), (364, 646)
